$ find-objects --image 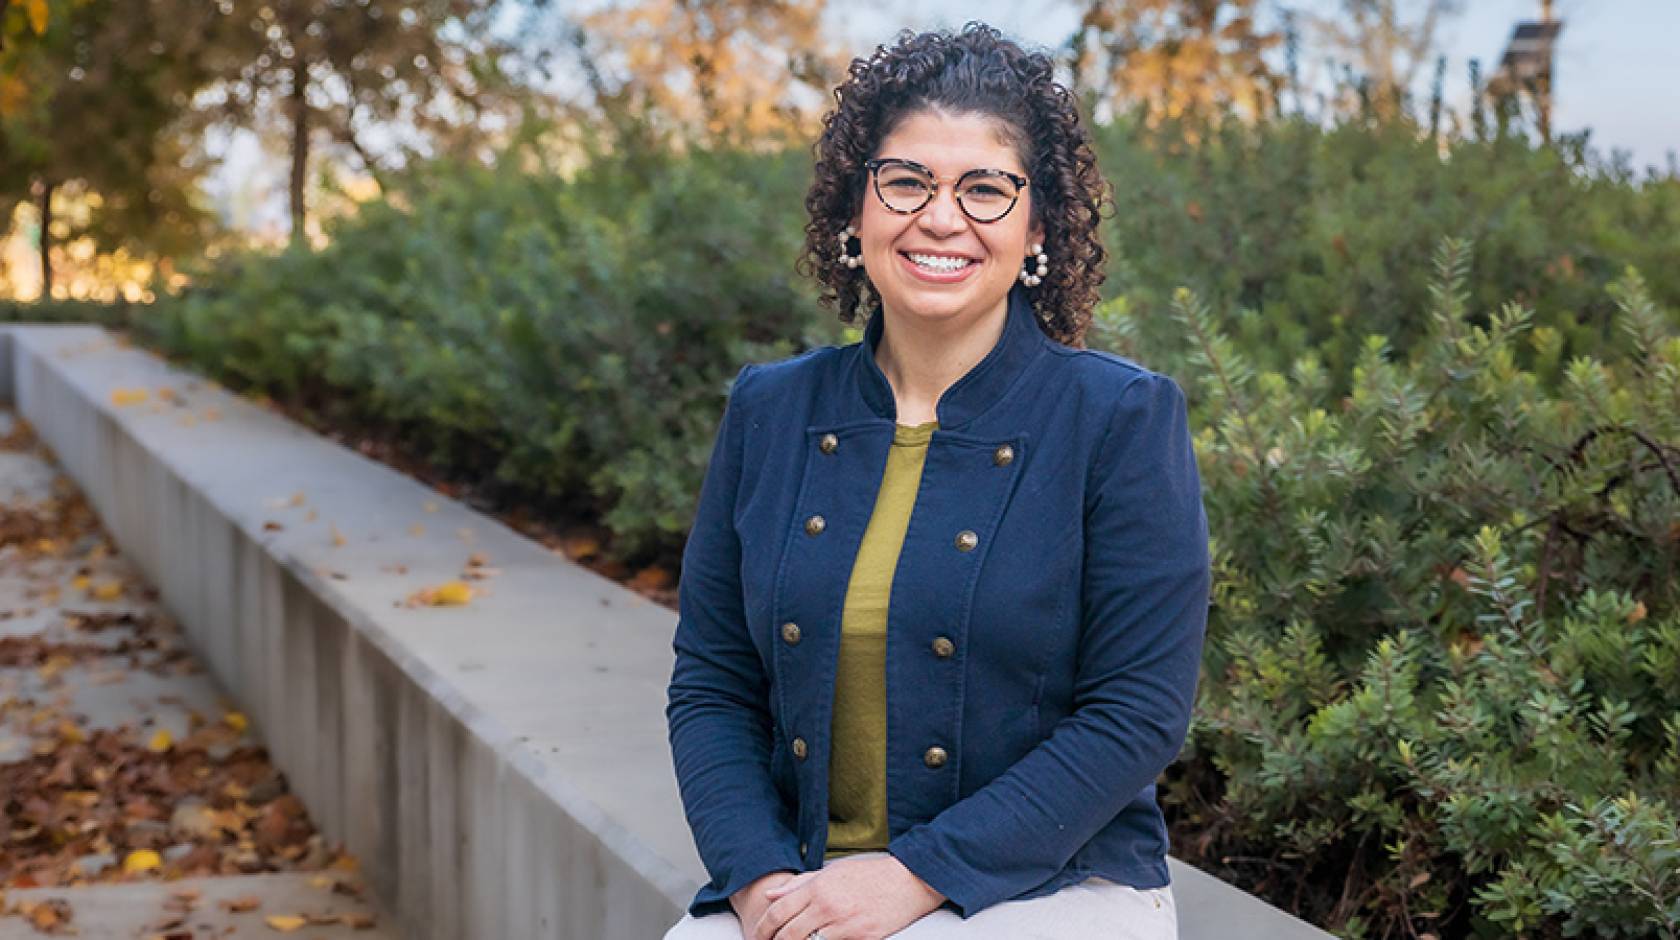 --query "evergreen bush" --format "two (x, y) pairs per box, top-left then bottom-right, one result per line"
(1154, 240), (1679, 938)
